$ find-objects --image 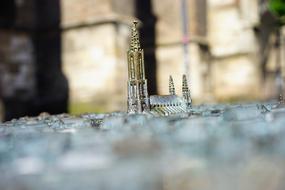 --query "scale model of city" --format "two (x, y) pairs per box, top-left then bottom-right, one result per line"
(127, 21), (192, 116)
